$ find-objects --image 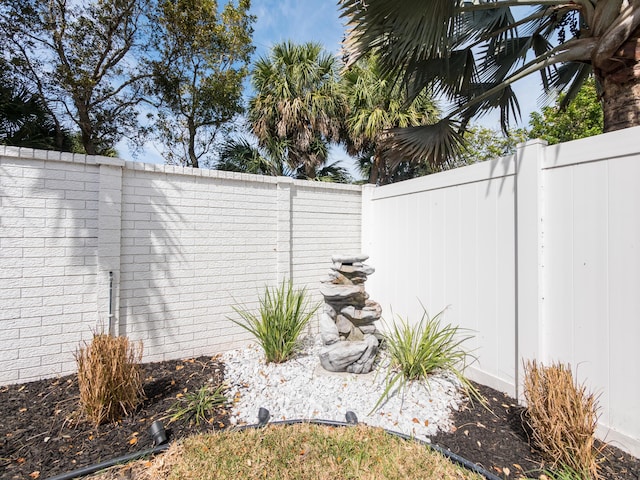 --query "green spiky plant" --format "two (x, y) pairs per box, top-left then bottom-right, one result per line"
(231, 280), (320, 363)
(371, 306), (482, 413)
(167, 384), (227, 426)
